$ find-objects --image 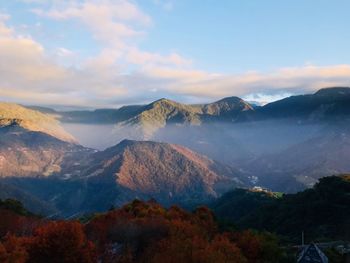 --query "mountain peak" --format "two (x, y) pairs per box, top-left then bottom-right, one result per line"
(203, 96), (254, 116)
(214, 96), (246, 104)
(314, 87), (350, 96)
(118, 138), (136, 145)
(112, 139), (160, 151)
(85, 140), (244, 204)
(143, 98), (197, 115)
(151, 98), (178, 106)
